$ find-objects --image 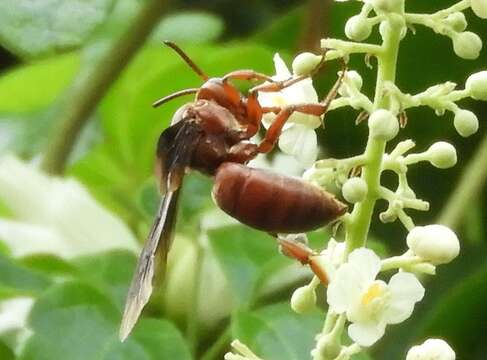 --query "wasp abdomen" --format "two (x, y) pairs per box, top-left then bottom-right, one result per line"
(213, 163), (347, 233)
